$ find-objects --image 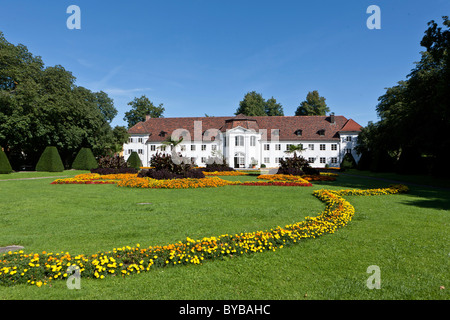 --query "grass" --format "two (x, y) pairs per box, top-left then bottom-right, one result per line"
(0, 170), (448, 300)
